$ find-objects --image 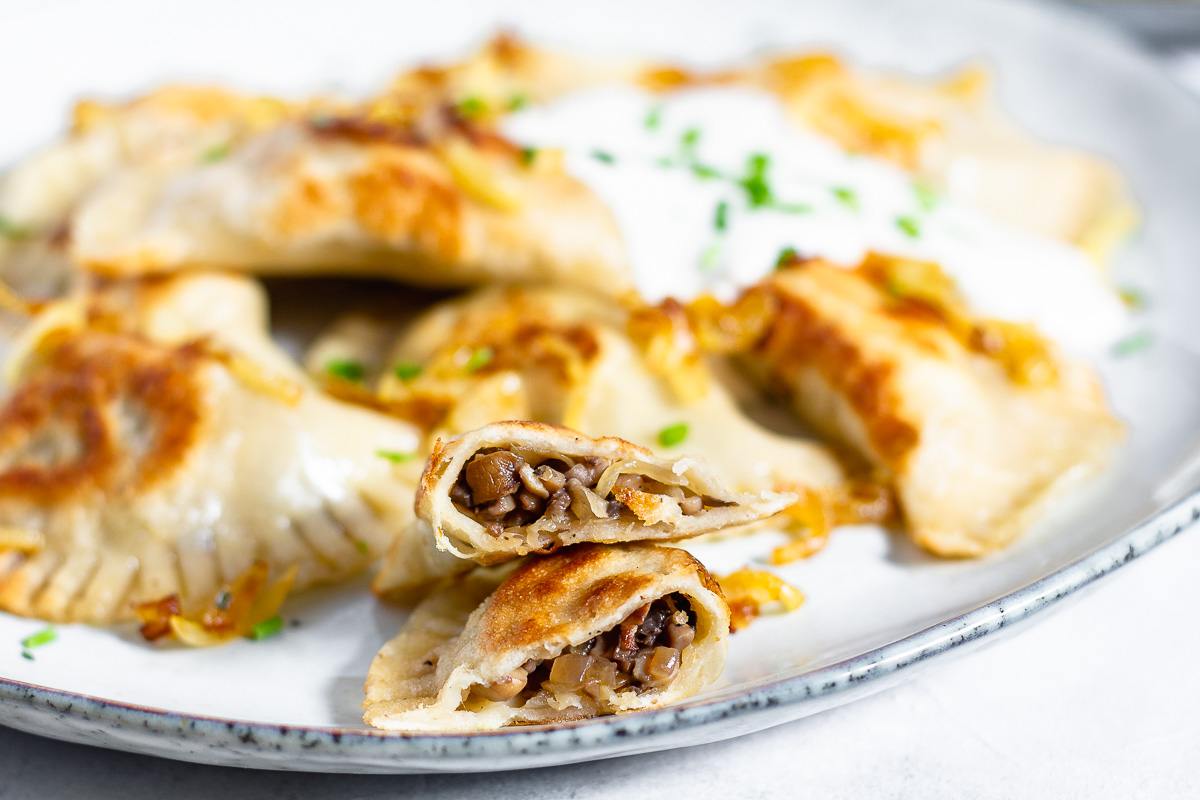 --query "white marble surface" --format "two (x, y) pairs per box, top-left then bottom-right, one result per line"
(4, 8), (1200, 799)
